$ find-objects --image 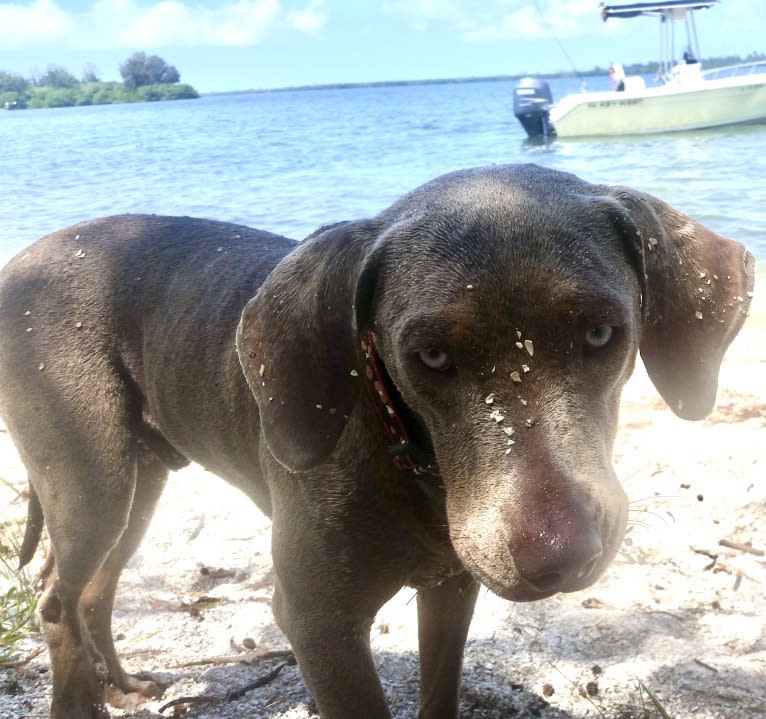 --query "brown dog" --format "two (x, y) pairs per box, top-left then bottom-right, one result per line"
(0, 164), (753, 718)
